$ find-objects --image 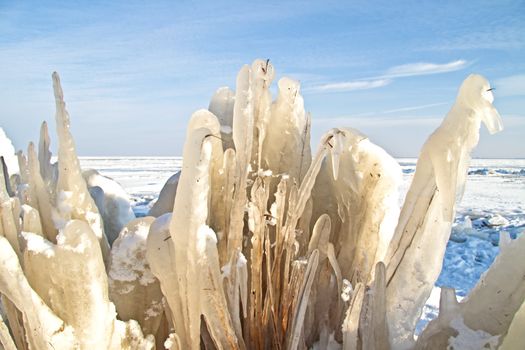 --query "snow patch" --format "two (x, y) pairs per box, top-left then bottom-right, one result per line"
(109, 221), (156, 286)
(22, 231), (55, 258)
